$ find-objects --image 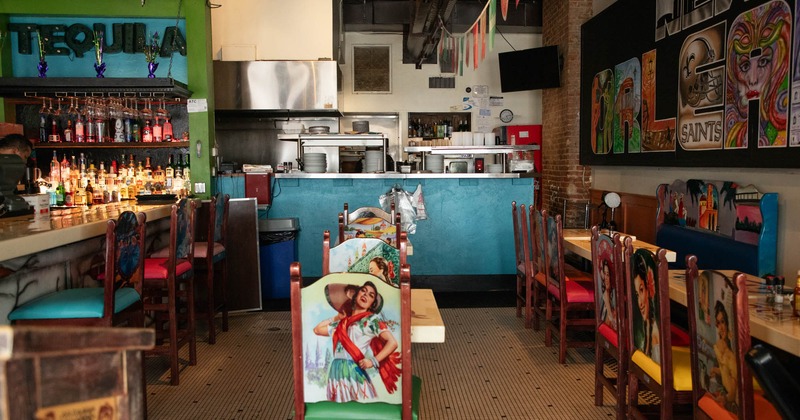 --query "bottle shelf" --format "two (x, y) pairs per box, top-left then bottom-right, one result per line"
(34, 141), (189, 149)
(0, 77), (191, 99)
(404, 145), (539, 154)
